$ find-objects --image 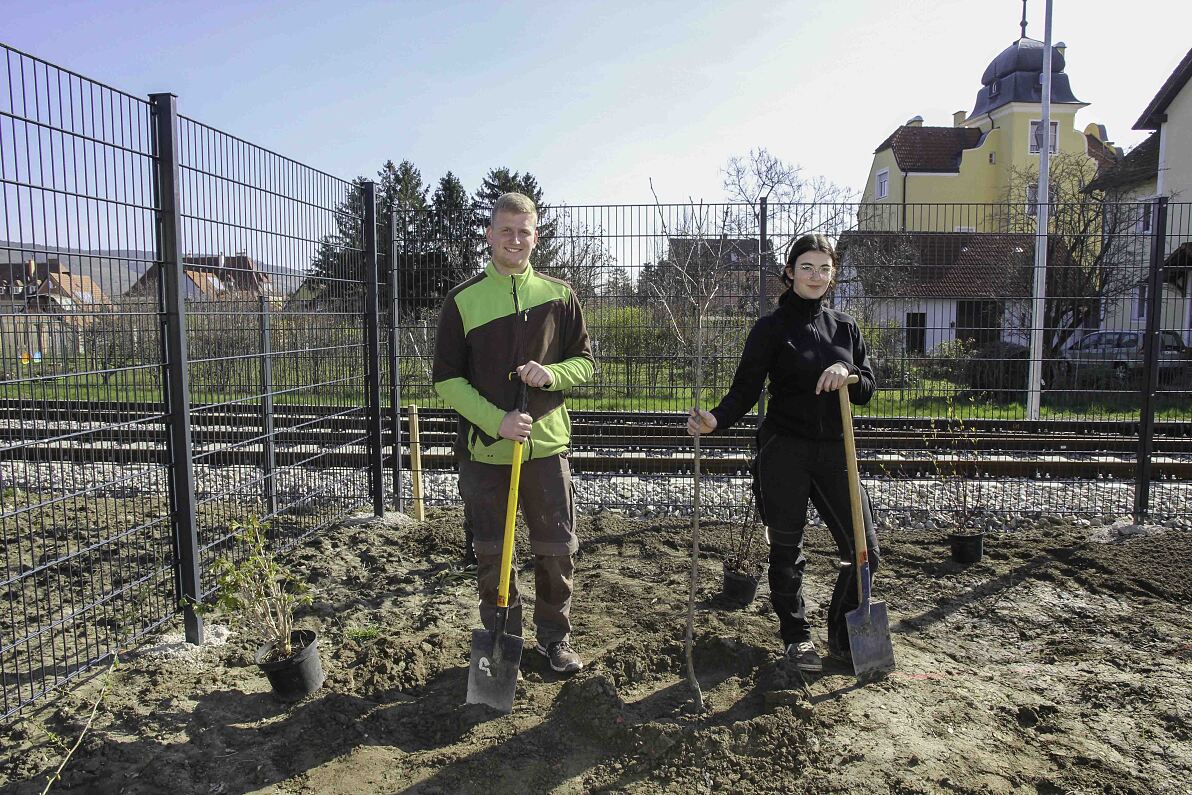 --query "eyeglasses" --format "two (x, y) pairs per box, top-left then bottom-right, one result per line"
(795, 264), (834, 277)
